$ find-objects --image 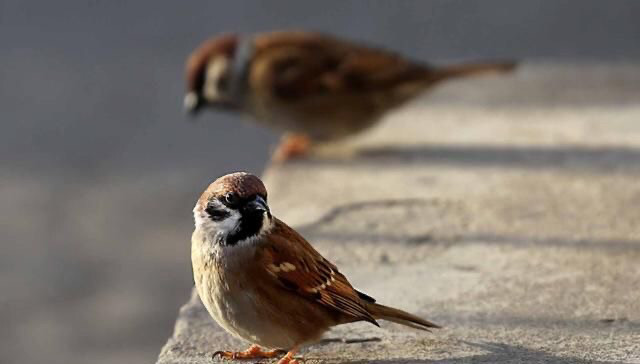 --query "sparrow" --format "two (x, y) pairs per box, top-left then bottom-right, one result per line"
(191, 172), (440, 364)
(184, 31), (516, 161)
